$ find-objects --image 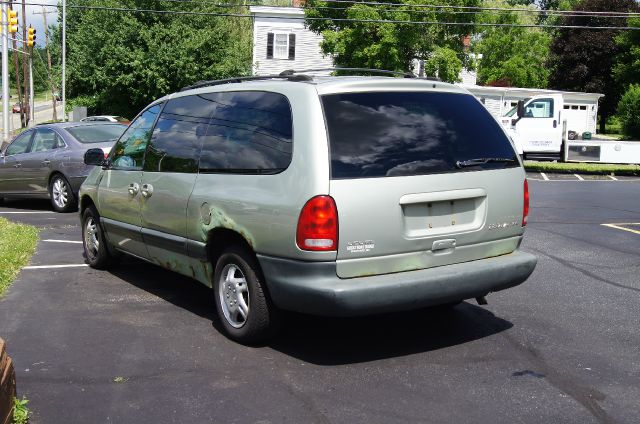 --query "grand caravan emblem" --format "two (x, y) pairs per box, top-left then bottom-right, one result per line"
(488, 221), (519, 230)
